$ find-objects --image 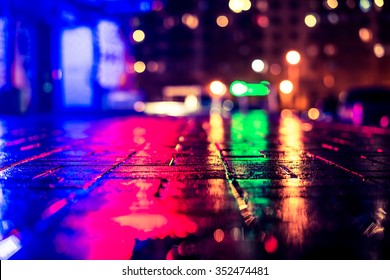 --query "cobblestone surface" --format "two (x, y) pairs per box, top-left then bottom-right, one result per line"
(1, 111), (390, 259)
